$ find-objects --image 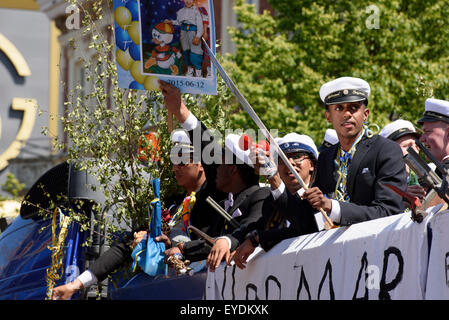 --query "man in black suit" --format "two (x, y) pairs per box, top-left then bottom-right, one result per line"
(51, 127), (226, 300)
(273, 77), (407, 227)
(159, 81), (274, 271)
(232, 133), (320, 269)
